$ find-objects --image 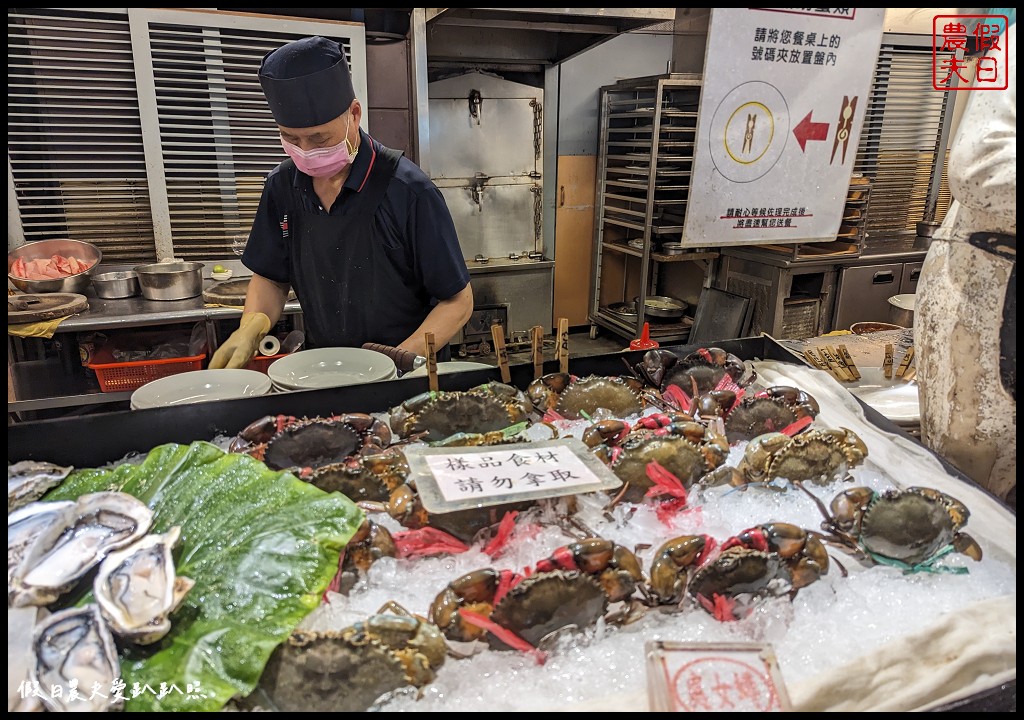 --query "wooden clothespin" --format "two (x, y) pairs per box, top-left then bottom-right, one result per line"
(491, 323), (511, 383)
(826, 344), (856, 382)
(423, 332), (439, 392)
(803, 348), (827, 371)
(895, 345), (915, 379)
(883, 344), (894, 379)
(837, 344), (861, 380)
(819, 345), (854, 382)
(531, 325), (544, 379)
(557, 317), (570, 374)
